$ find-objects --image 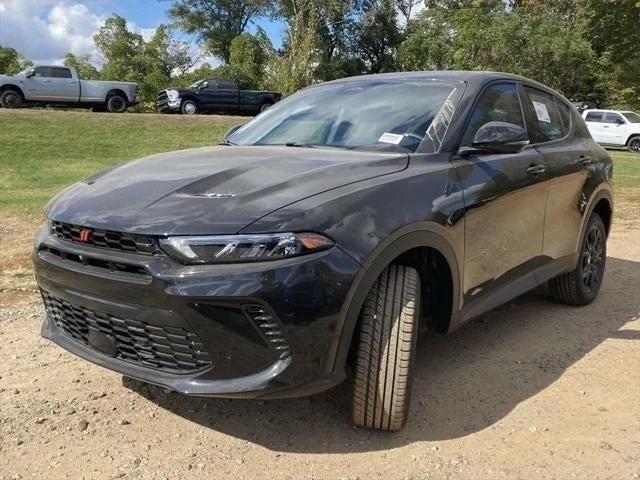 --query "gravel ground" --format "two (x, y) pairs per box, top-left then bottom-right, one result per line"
(1, 214), (639, 480)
